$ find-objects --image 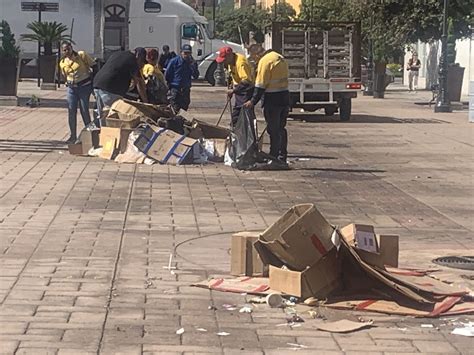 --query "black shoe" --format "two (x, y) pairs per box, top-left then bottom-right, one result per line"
(65, 136), (77, 144)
